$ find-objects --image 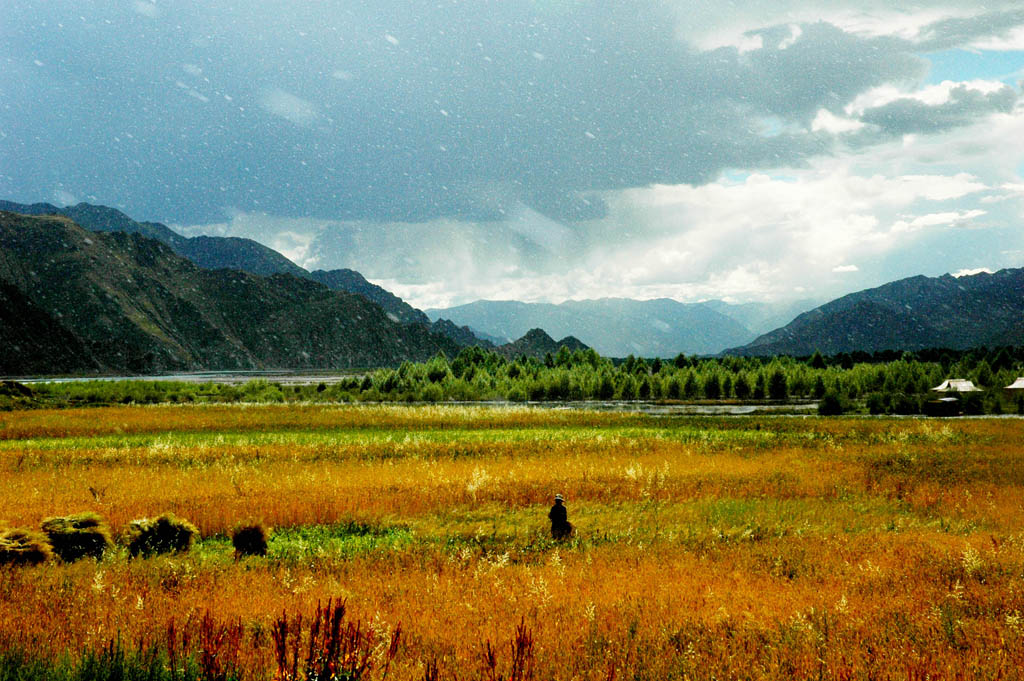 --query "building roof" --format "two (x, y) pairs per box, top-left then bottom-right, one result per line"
(1006, 377), (1024, 390)
(932, 378), (983, 392)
